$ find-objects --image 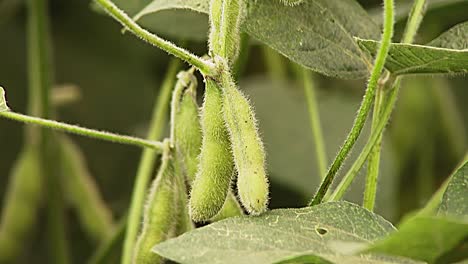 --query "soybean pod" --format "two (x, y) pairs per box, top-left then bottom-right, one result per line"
(172, 71), (200, 234)
(0, 147), (42, 262)
(133, 140), (177, 264)
(60, 136), (115, 243)
(173, 73), (202, 184)
(221, 73), (269, 215)
(189, 79), (234, 222)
